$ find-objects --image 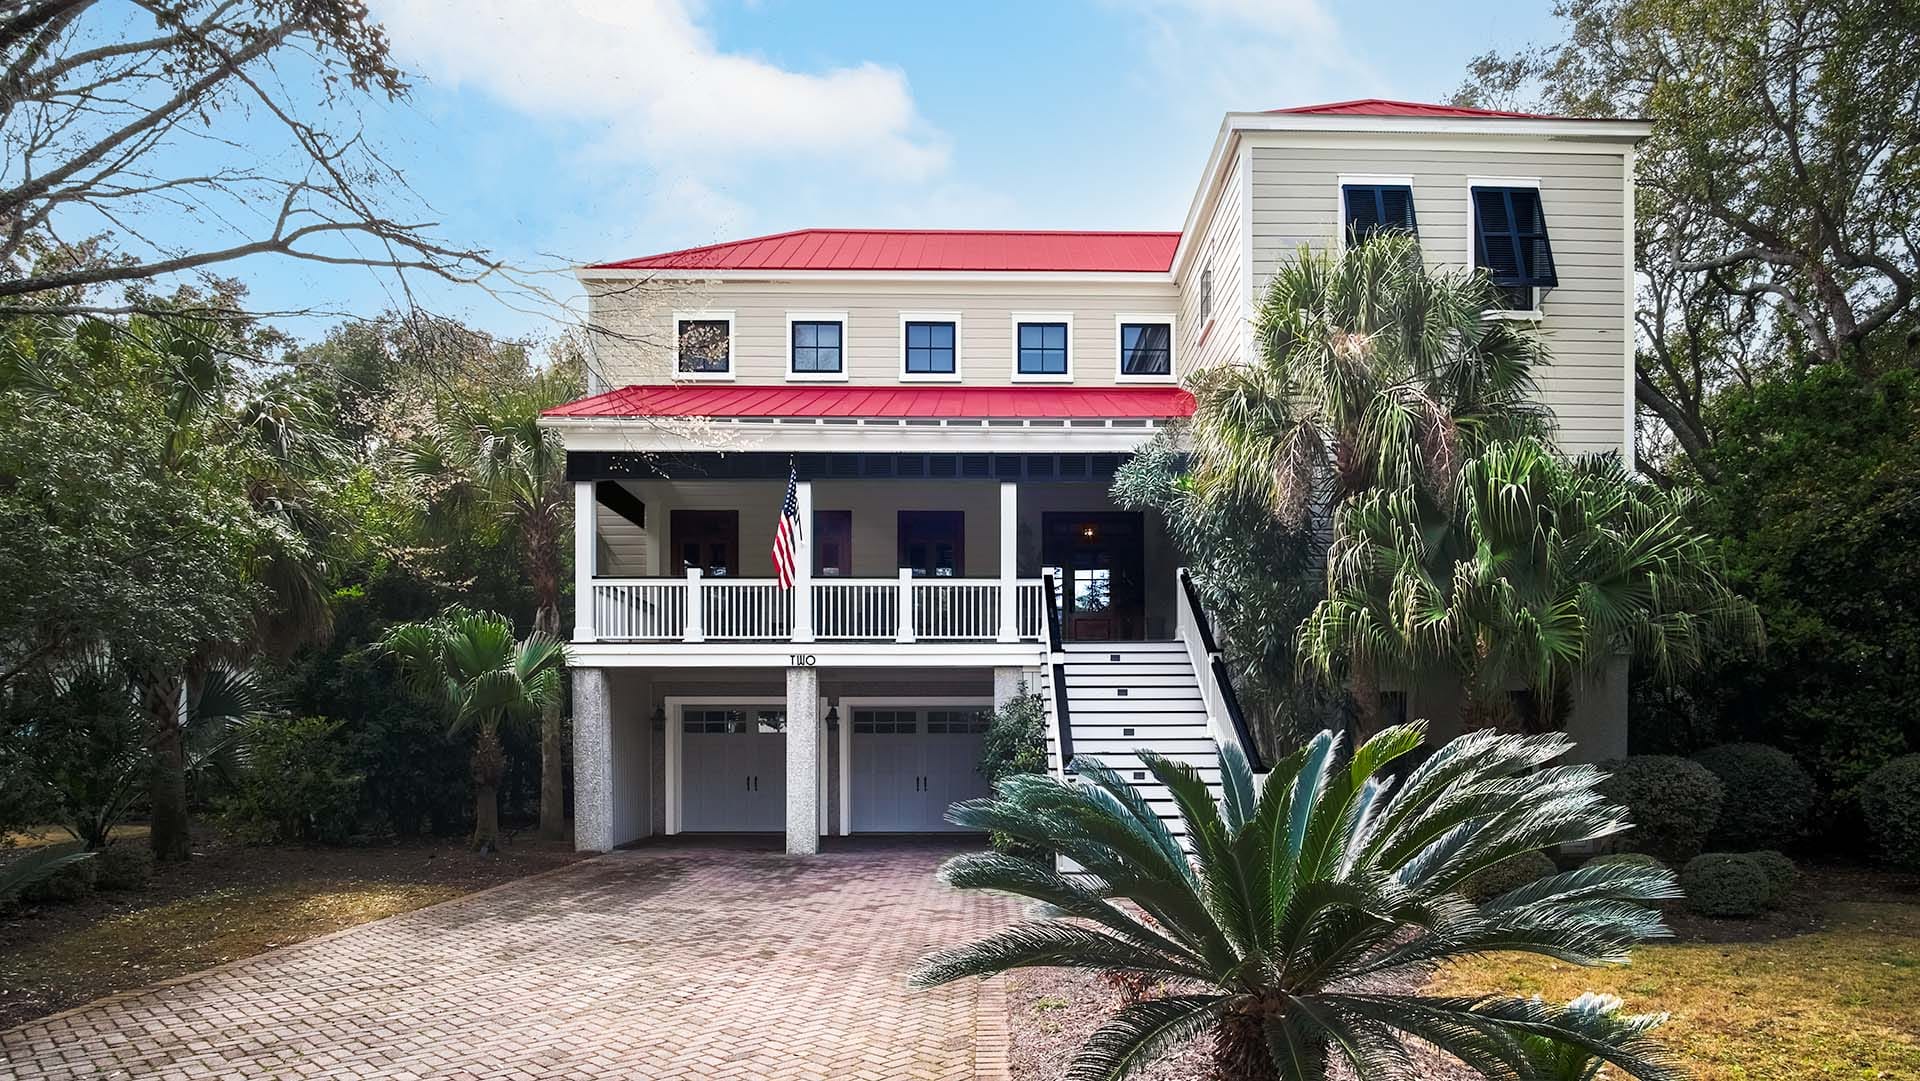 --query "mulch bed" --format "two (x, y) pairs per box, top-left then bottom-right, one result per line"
(0, 827), (582, 1031)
